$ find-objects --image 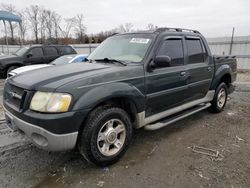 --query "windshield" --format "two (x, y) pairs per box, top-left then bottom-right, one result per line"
(50, 55), (77, 65)
(14, 47), (29, 56)
(88, 34), (153, 63)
